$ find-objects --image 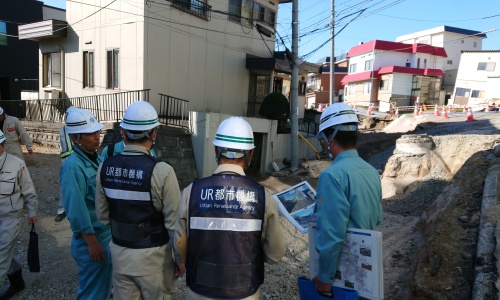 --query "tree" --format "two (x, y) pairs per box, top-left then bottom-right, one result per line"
(259, 92), (290, 120)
